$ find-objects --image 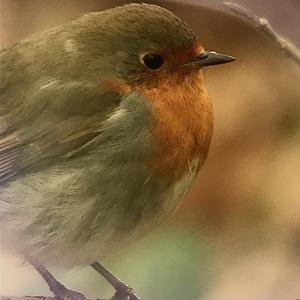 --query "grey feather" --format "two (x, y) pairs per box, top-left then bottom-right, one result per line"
(0, 3), (200, 267)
